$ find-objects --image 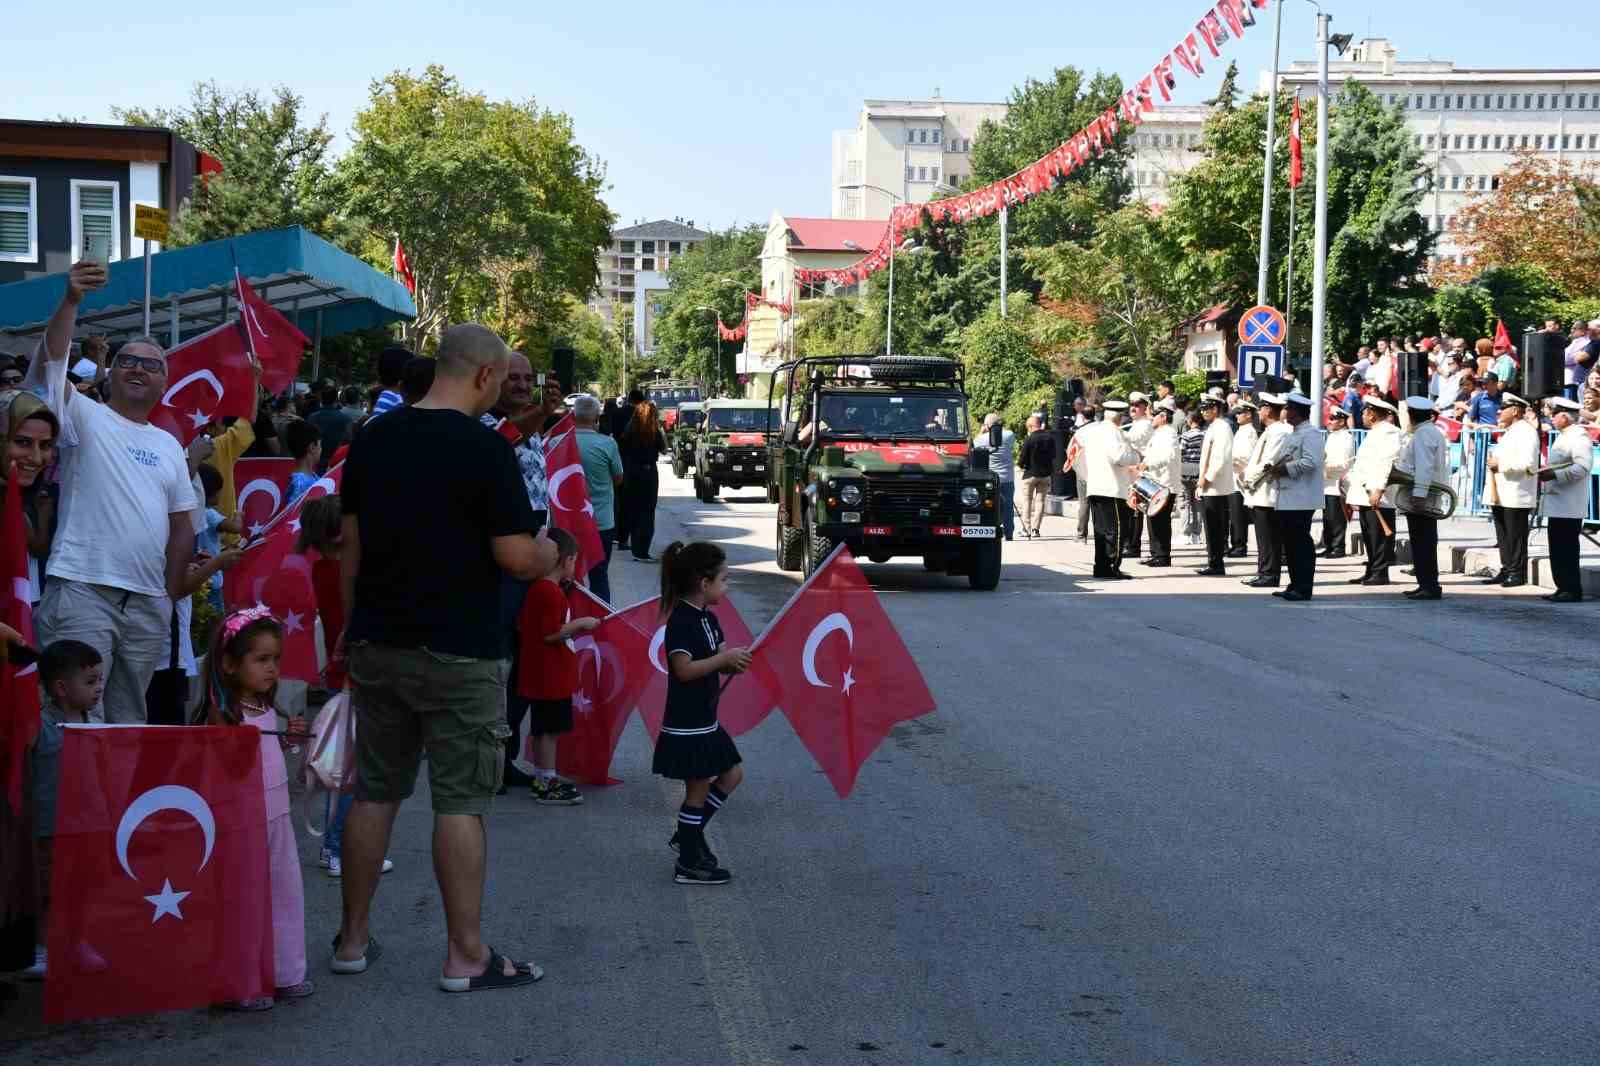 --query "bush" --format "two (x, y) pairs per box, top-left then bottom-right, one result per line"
(1000, 384), (1058, 440)
(960, 316), (1054, 417)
